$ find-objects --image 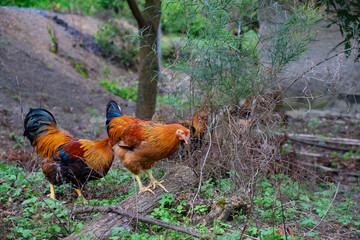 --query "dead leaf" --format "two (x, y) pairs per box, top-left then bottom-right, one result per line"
(287, 227), (296, 237)
(276, 227), (284, 235)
